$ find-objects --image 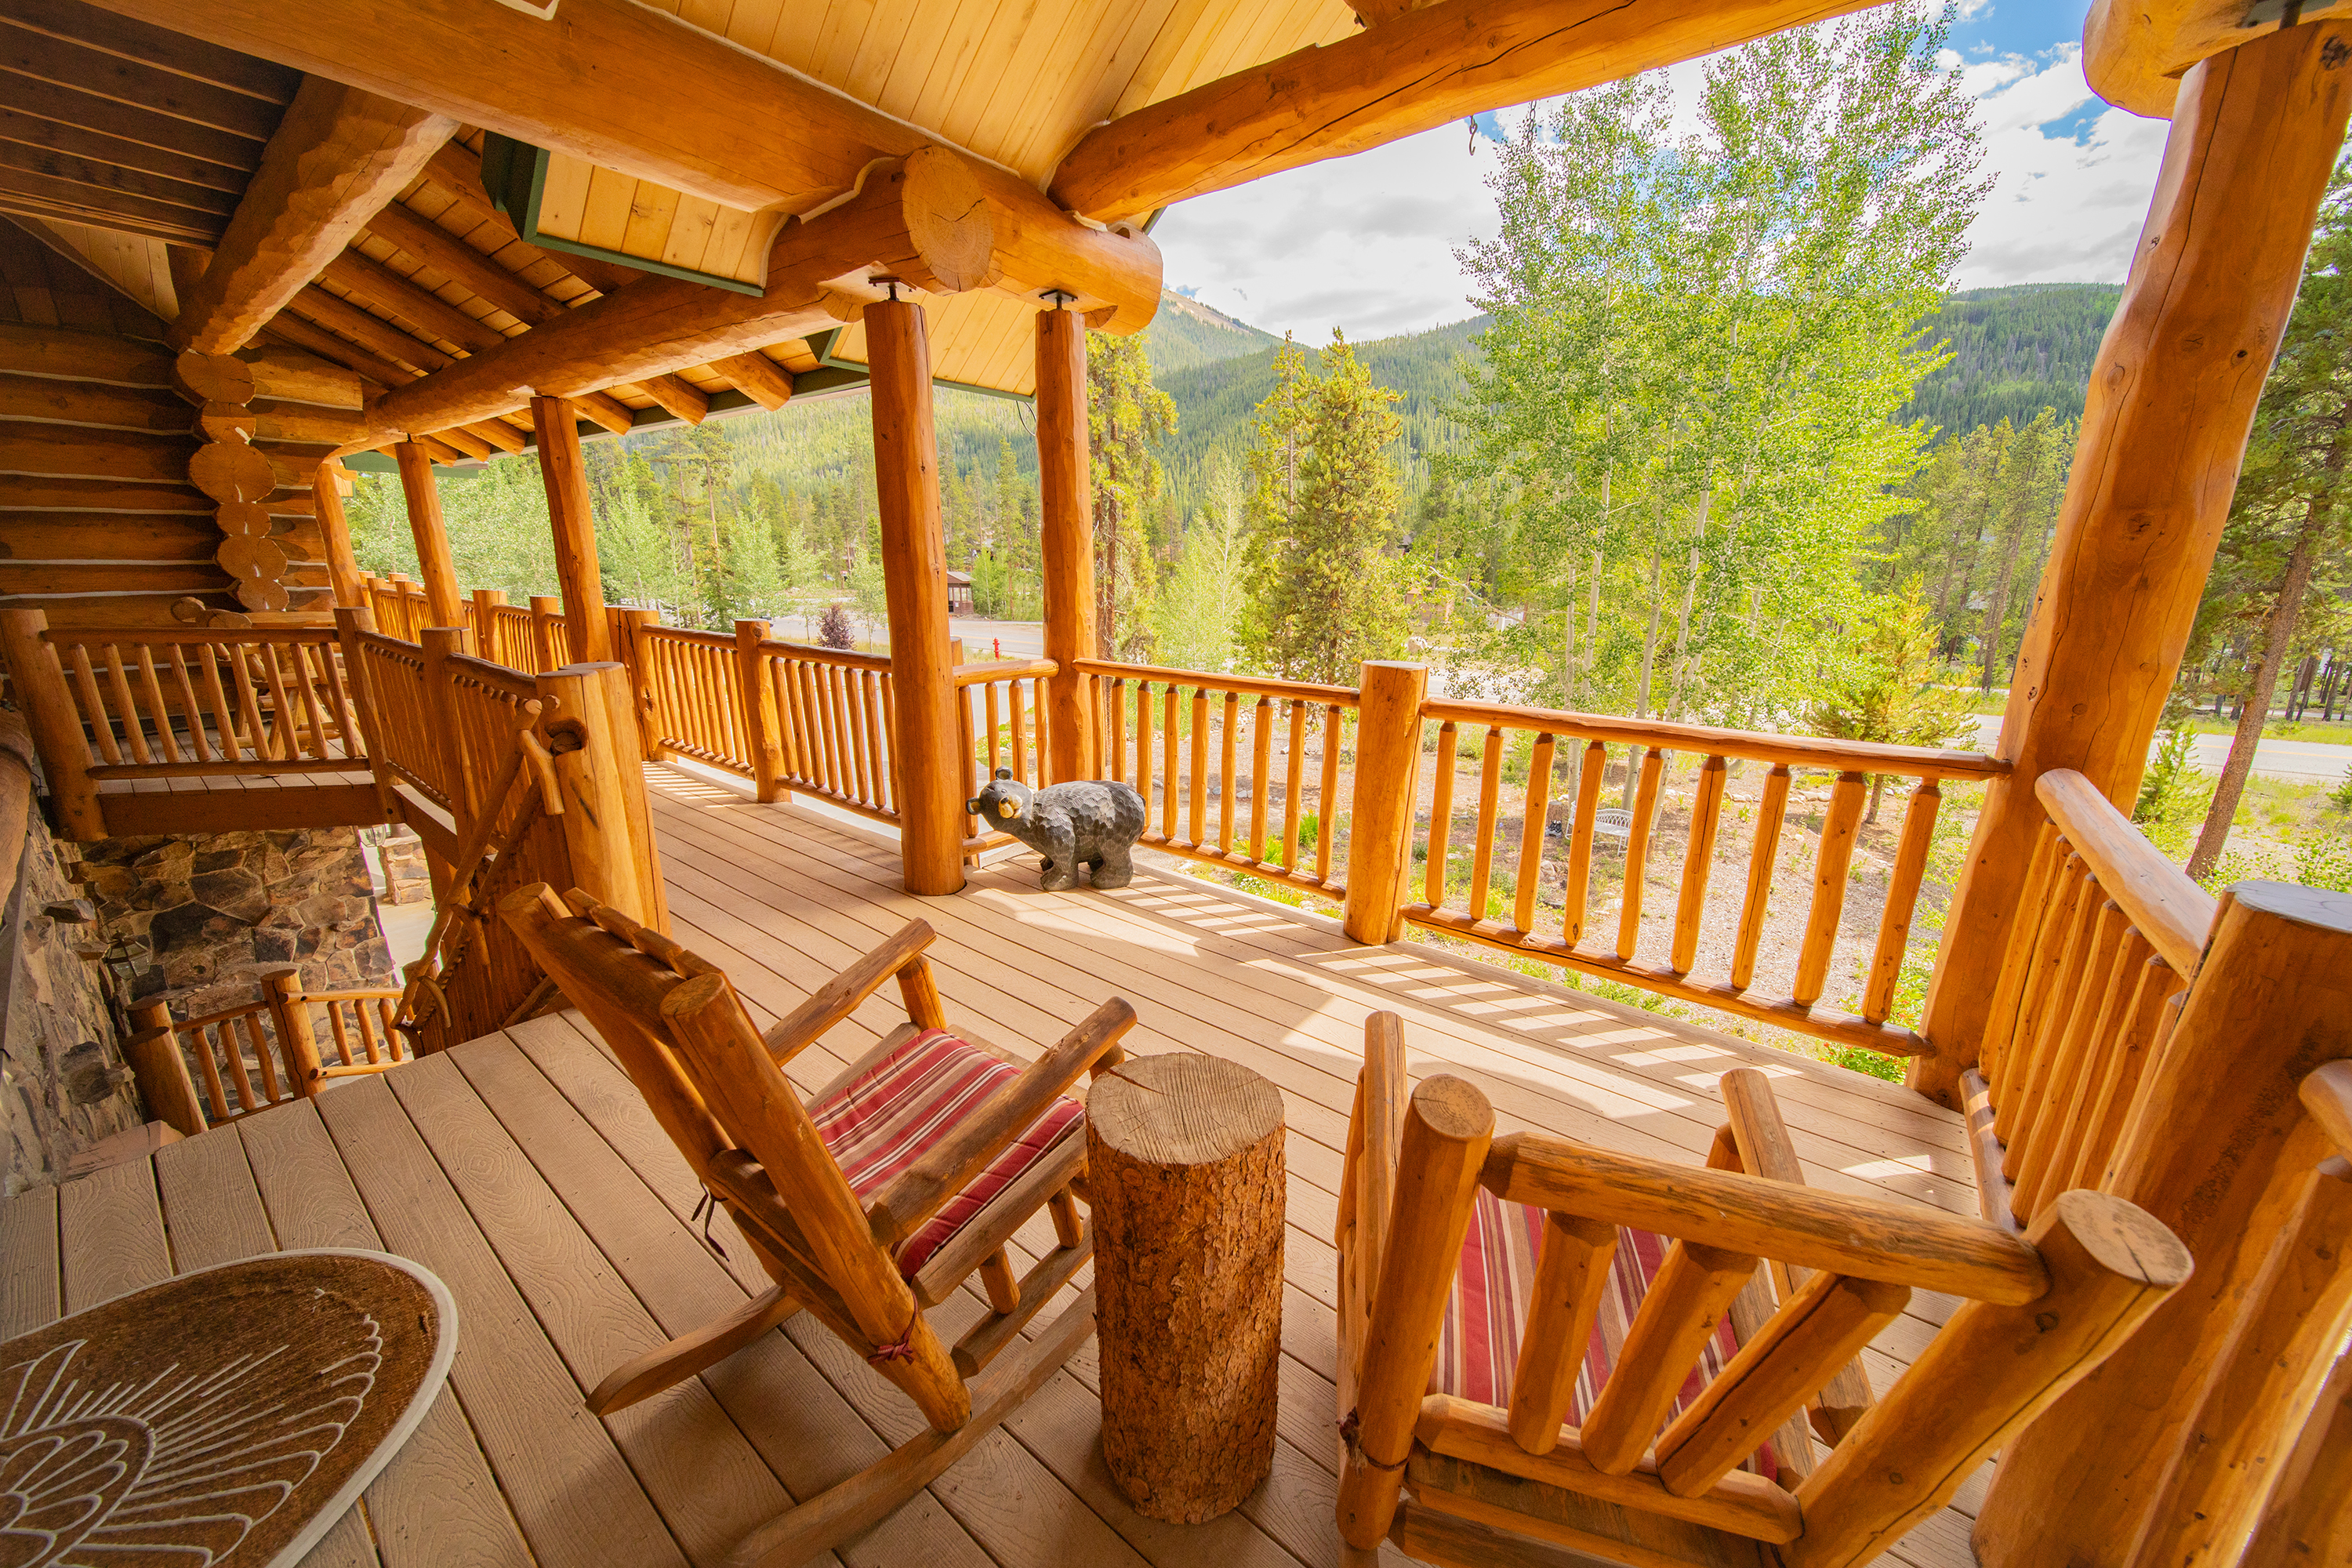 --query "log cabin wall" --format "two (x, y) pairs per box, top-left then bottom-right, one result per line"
(0, 230), (363, 627)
